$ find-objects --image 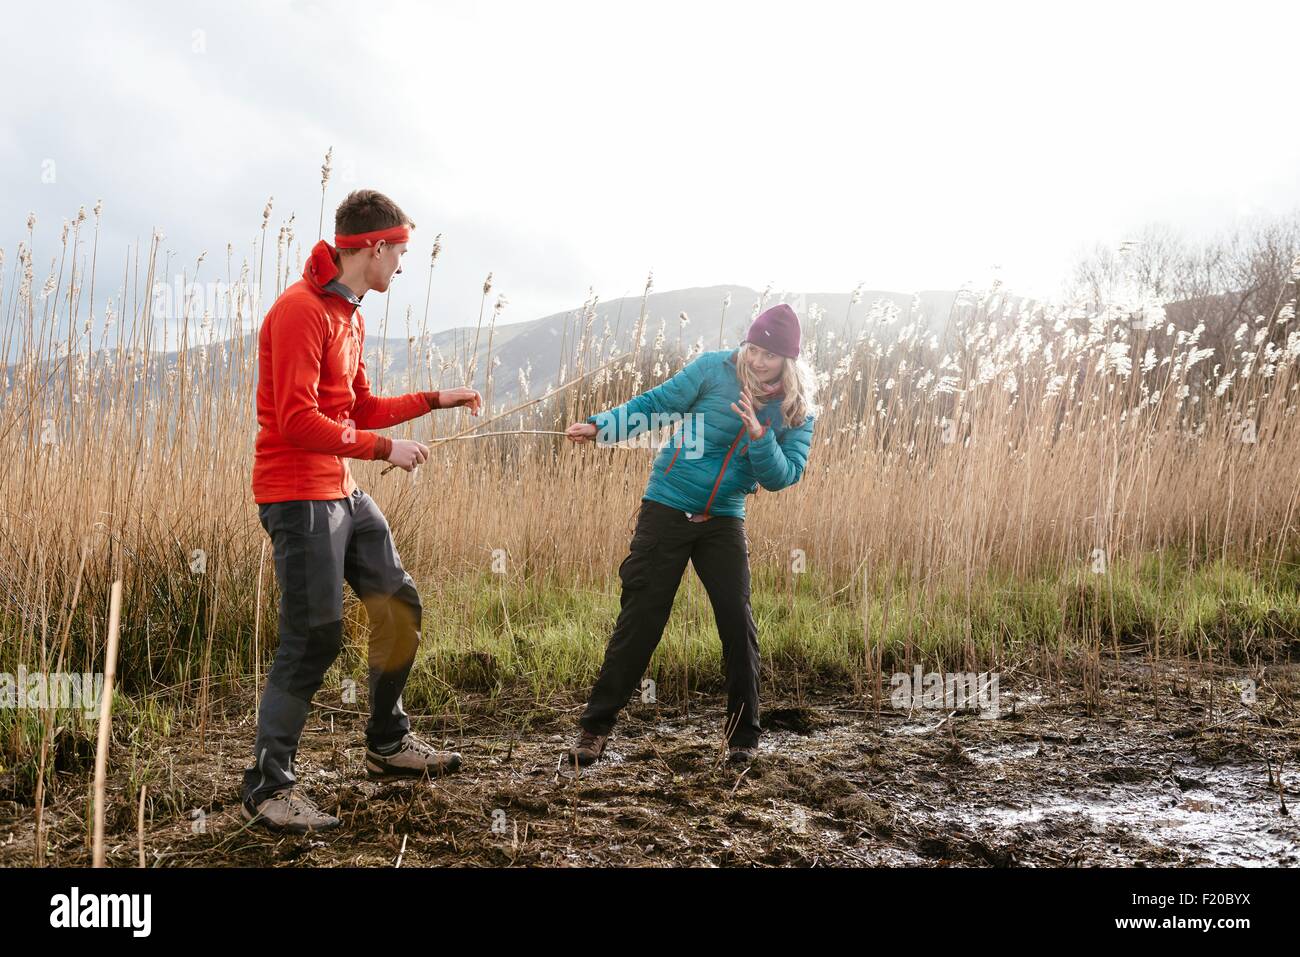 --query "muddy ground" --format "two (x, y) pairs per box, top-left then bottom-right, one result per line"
(2, 657), (1298, 867)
